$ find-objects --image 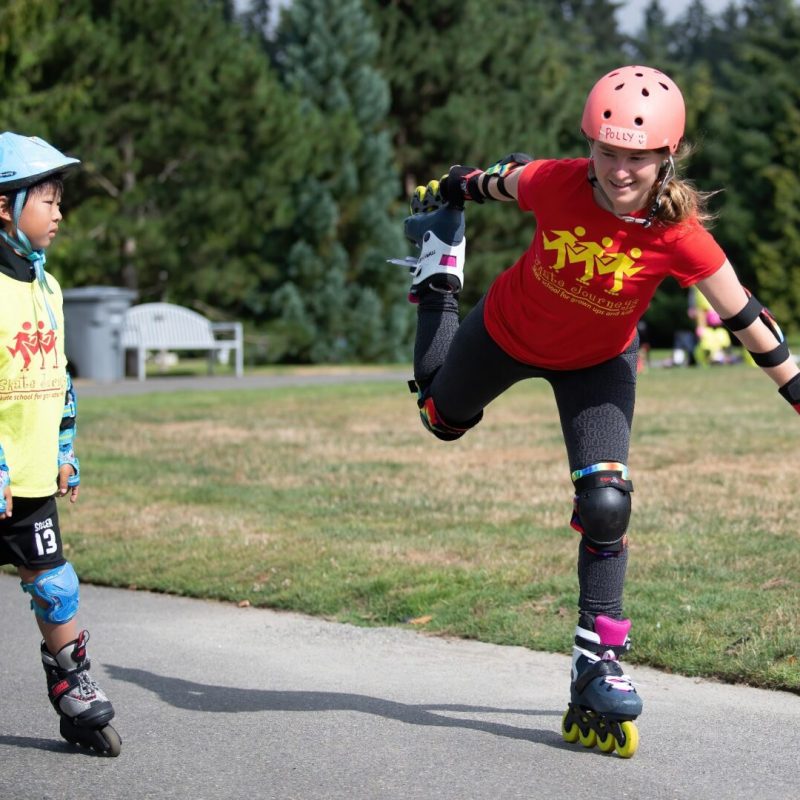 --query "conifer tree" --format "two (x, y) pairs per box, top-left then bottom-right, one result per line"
(633, 0), (674, 63)
(367, 0), (626, 308)
(0, 1), (59, 120)
(715, 0), (800, 325)
(2, 0), (314, 329)
(269, 0), (412, 362)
